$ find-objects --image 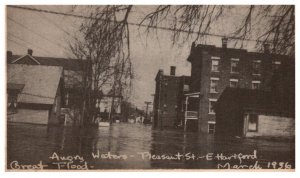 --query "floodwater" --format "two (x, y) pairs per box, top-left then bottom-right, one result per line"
(7, 122), (295, 170)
